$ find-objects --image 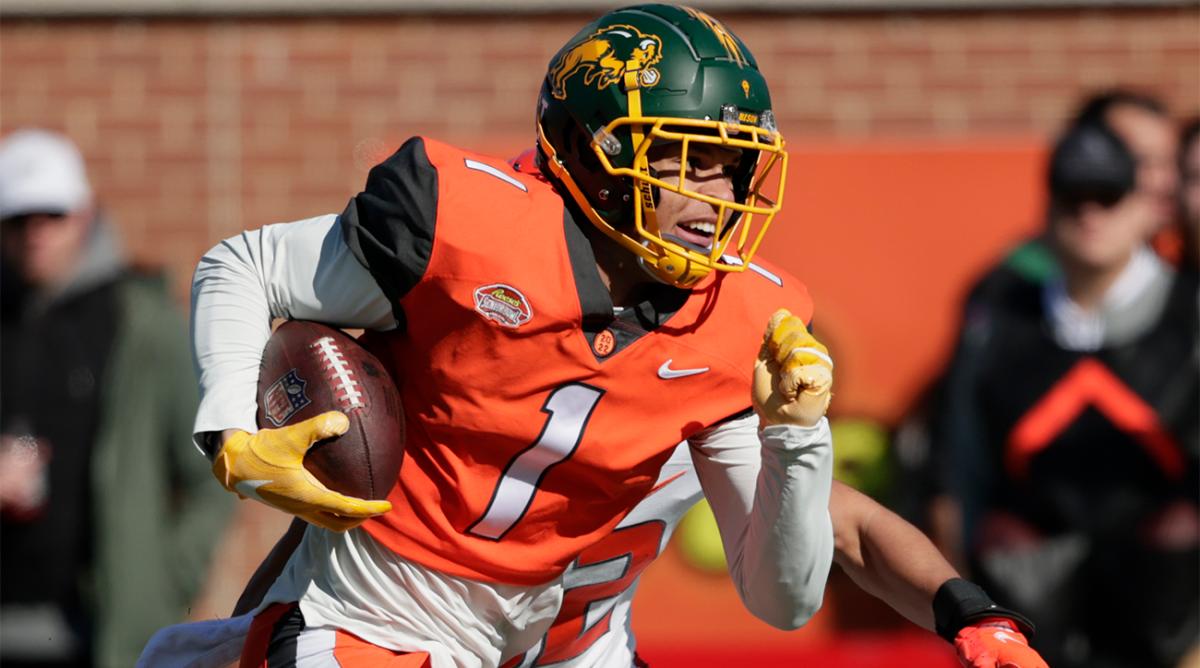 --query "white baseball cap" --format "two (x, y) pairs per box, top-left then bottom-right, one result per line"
(0, 129), (93, 220)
